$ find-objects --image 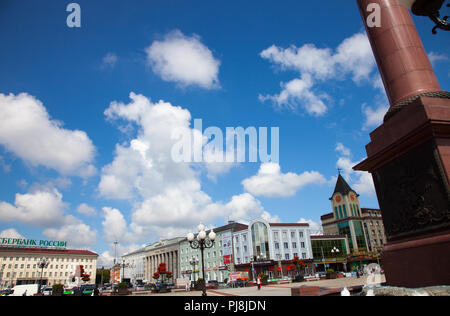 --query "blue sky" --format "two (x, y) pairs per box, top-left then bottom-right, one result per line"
(0, 0), (449, 266)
